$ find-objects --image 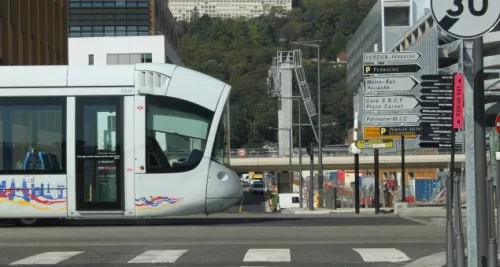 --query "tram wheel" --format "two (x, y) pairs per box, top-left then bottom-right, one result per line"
(15, 218), (40, 226)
